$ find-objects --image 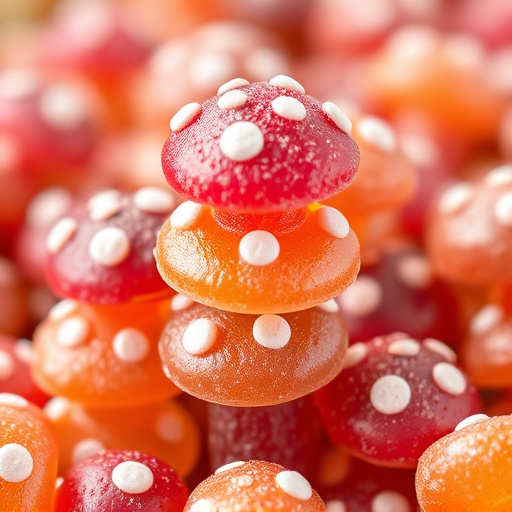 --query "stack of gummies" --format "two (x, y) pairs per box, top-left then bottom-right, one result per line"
(0, 187), (203, 510)
(153, 75), (361, 509)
